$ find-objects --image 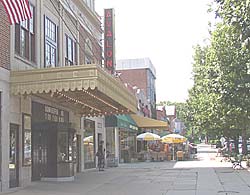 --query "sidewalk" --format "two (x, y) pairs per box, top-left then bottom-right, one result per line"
(2, 160), (250, 195)
(2, 145), (250, 195)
